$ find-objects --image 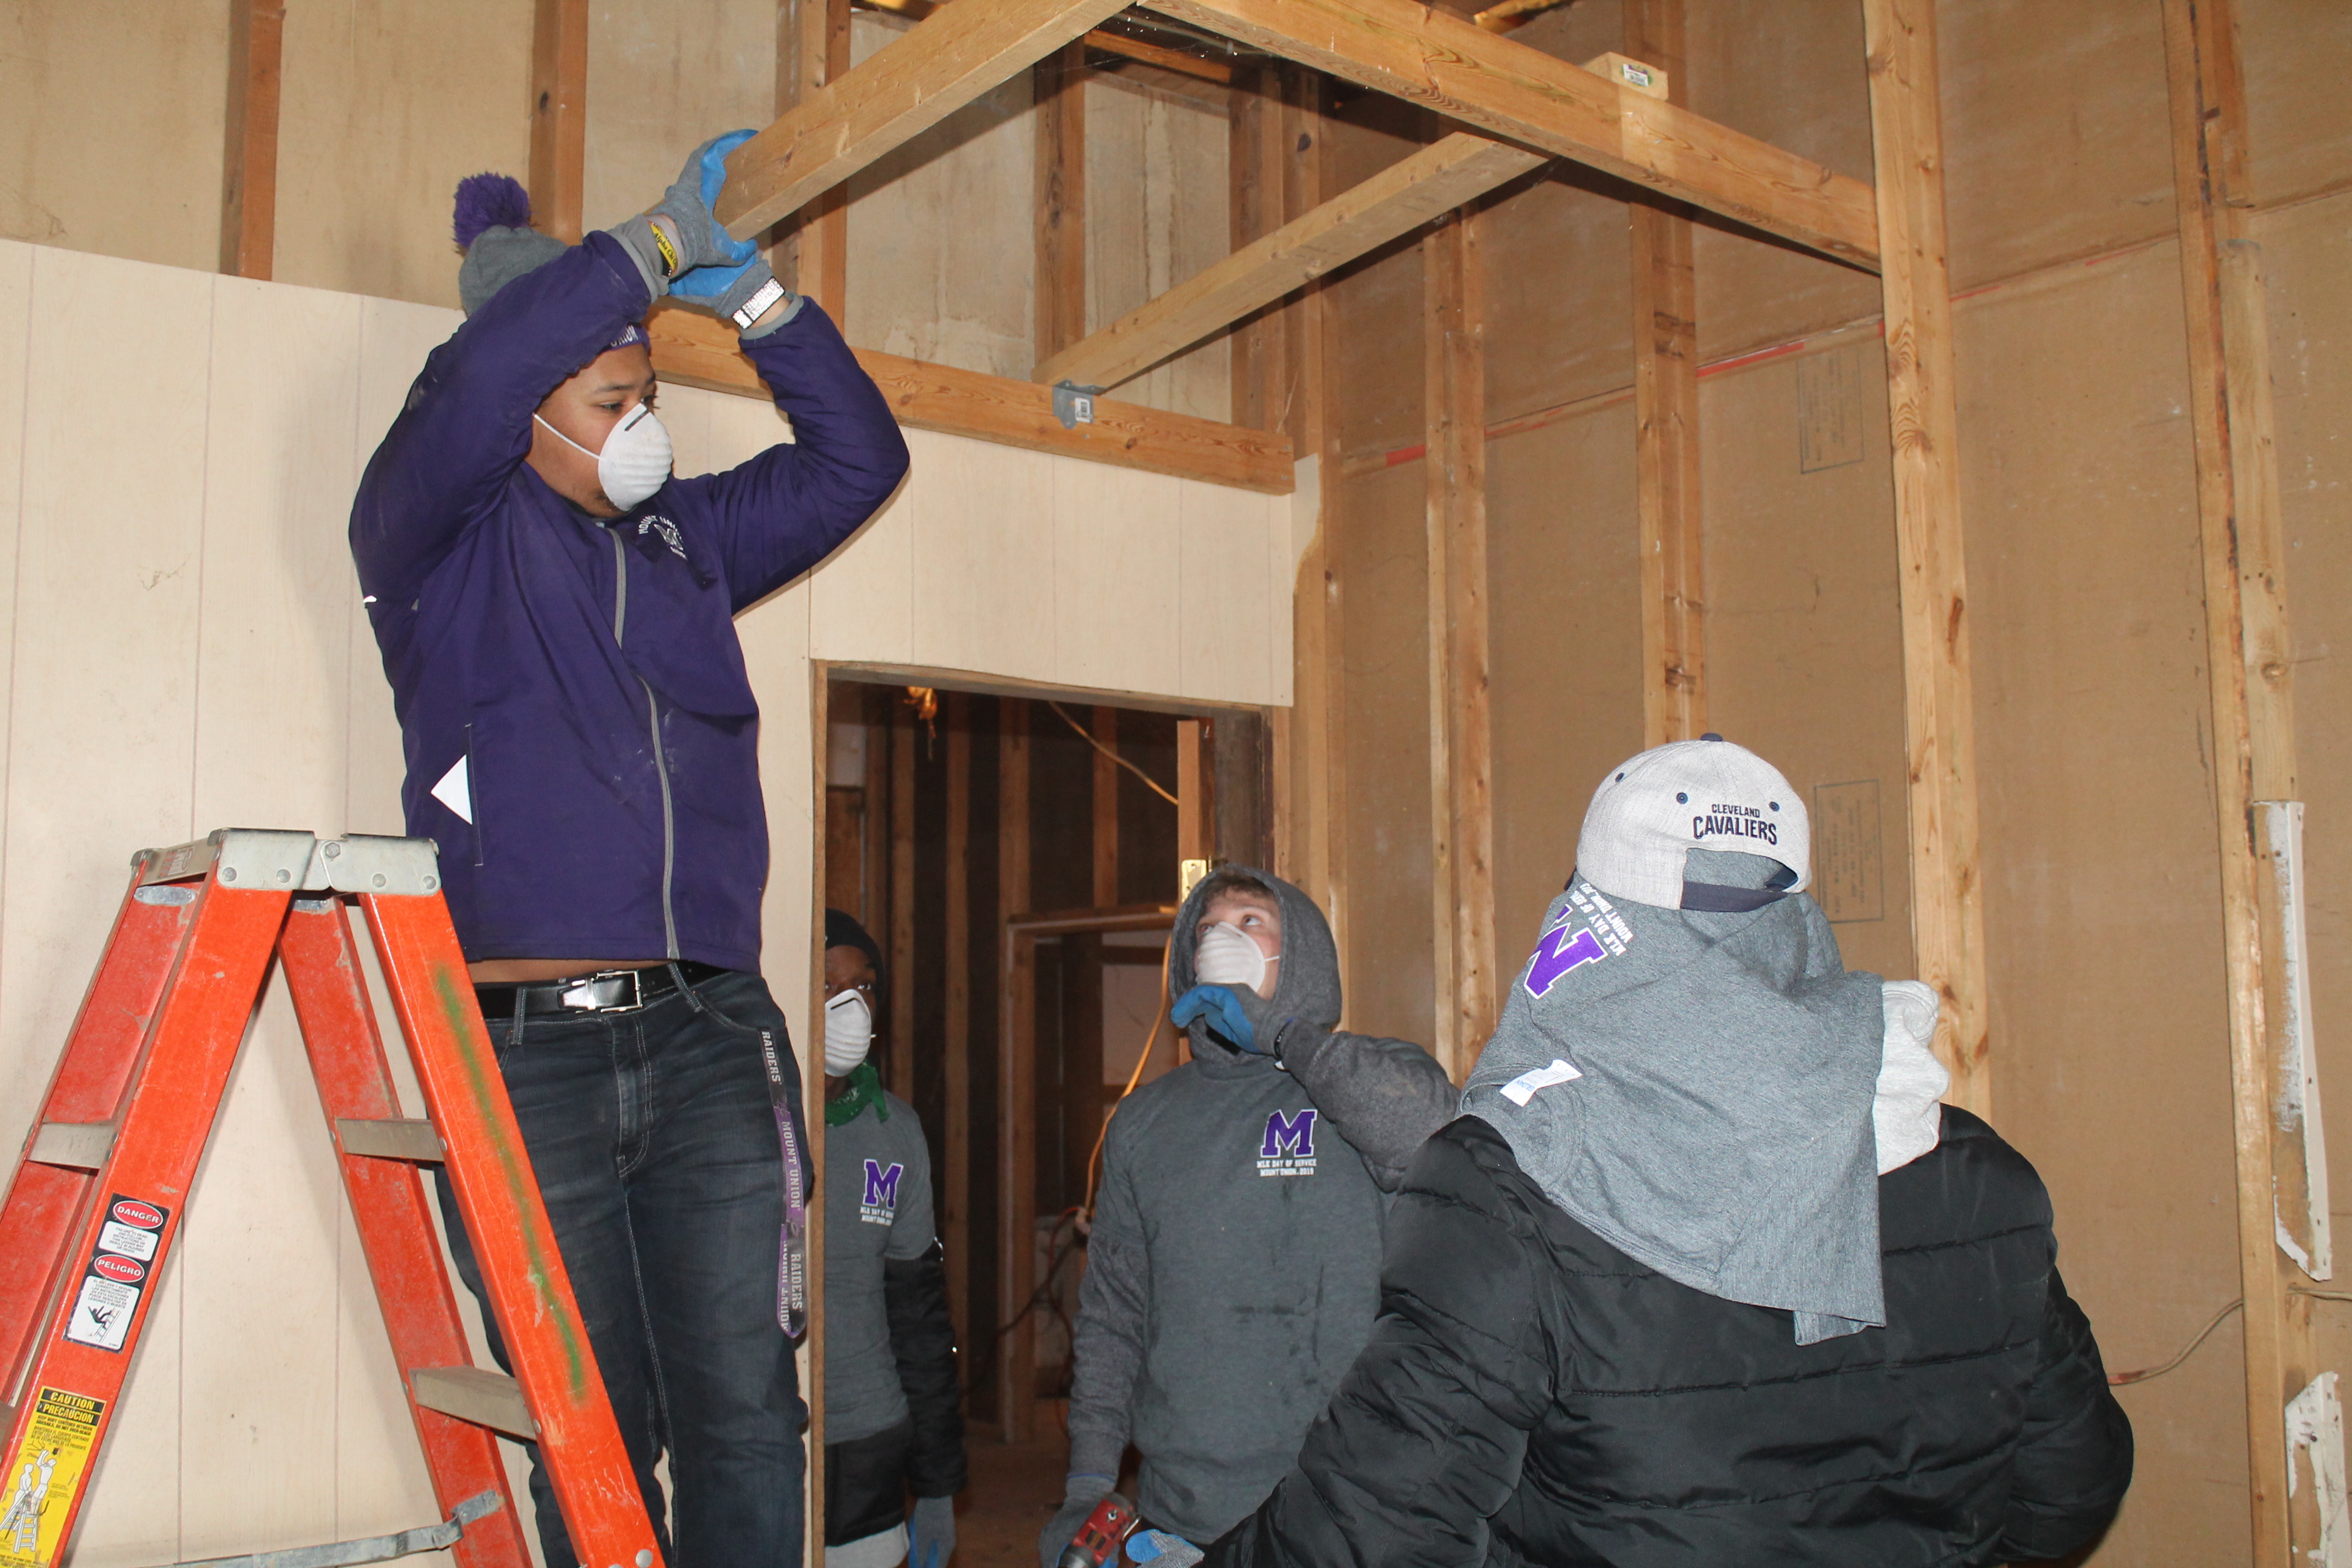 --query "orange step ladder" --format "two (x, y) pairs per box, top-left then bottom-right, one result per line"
(0, 830), (665, 1568)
